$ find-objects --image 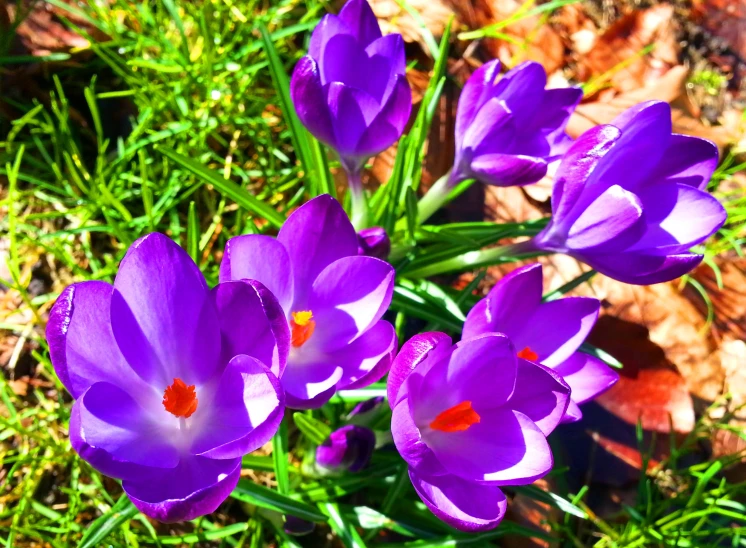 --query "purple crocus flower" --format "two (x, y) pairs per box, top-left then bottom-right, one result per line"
(316, 425), (376, 472)
(418, 60), (581, 222)
(46, 234), (286, 522)
(388, 332), (571, 531)
(357, 227), (391, 260)
(220, 195), (397, 409)
(290, 0), (412, 225)
(463, 264), (618, 421)
(526, 101), (727, 285)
